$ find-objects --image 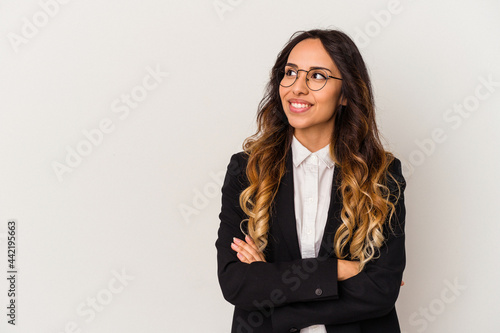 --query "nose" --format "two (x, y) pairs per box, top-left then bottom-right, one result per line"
(292, 71), (309, 95)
